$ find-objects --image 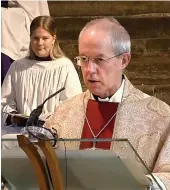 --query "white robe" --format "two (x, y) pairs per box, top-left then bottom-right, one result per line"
(1, 57), (82, 130)
(1, 0), (50, 60)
